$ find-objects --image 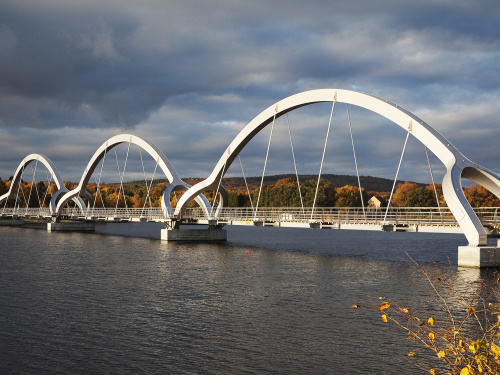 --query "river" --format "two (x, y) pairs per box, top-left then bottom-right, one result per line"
(0, 224), (494, 373)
